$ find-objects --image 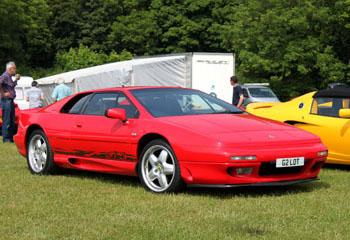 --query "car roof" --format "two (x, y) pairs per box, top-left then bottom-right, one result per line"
(83, 86), (185, 93)
(313, 88), (350, 98)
